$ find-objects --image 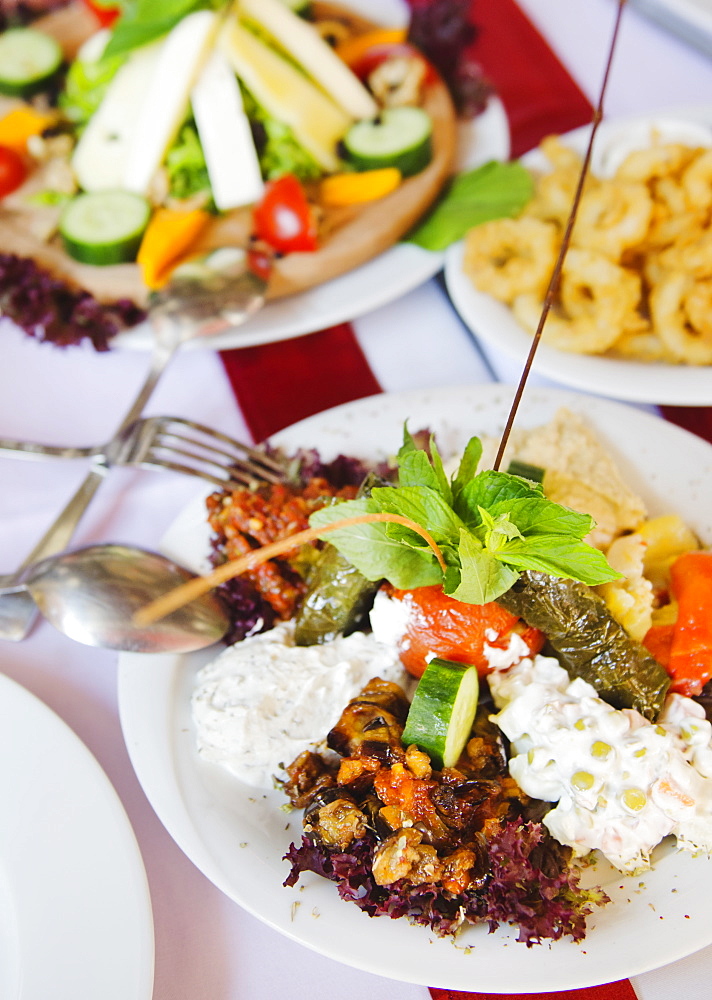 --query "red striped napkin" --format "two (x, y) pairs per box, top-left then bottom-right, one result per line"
(218, 3), (707, 997)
